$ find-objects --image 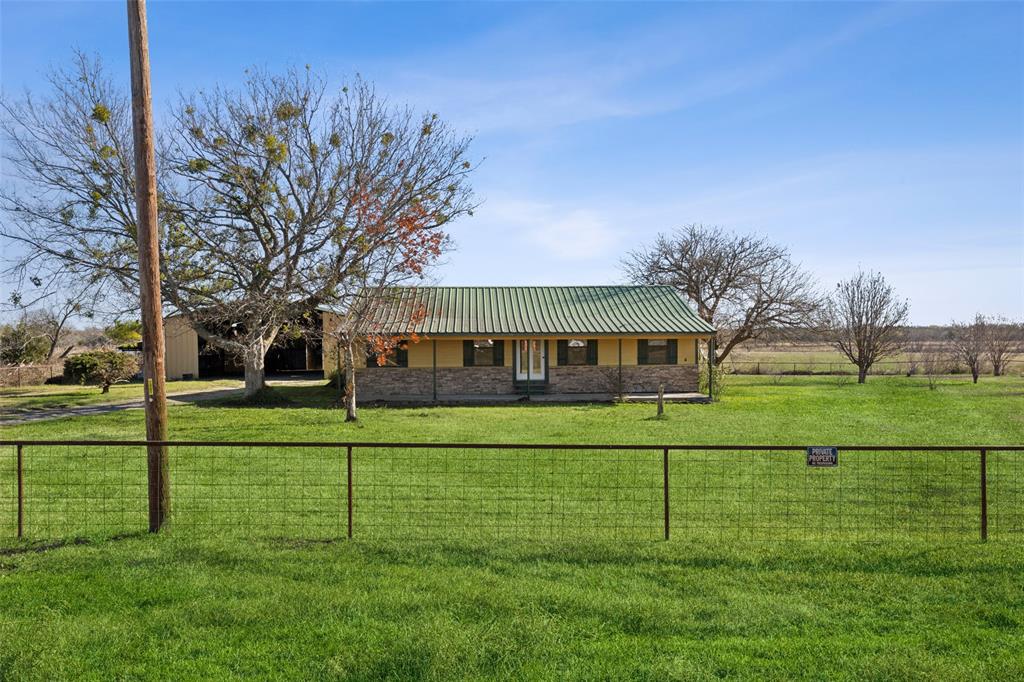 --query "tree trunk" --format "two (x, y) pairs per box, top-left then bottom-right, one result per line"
(344, 339), (358, 422)
(102, 383), (110, 393)
(243, 341), (266, 397)
(993, 362), (1002, 377)
(972, 368), (979, 384)
(857, 366), (867, 384)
